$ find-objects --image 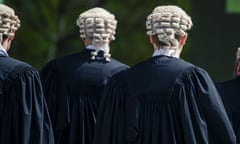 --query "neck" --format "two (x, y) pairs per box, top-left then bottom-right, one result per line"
(0, 43), (8, 56)
(1, 38), (11, 51)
